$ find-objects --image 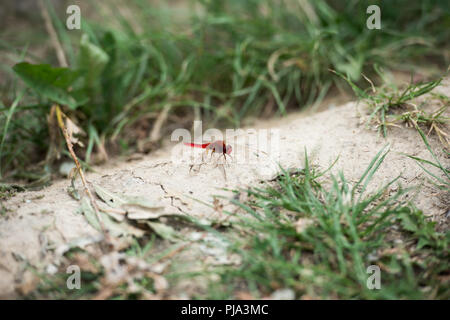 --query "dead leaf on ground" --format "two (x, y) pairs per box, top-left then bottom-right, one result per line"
(96, 201), (126, 222)
(93, 184), (167, 220)
(55, 235), (104, 258)
(146, 221), (178, 242)
(93, 184), (128, 208)
(78, 197), (144, 238)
